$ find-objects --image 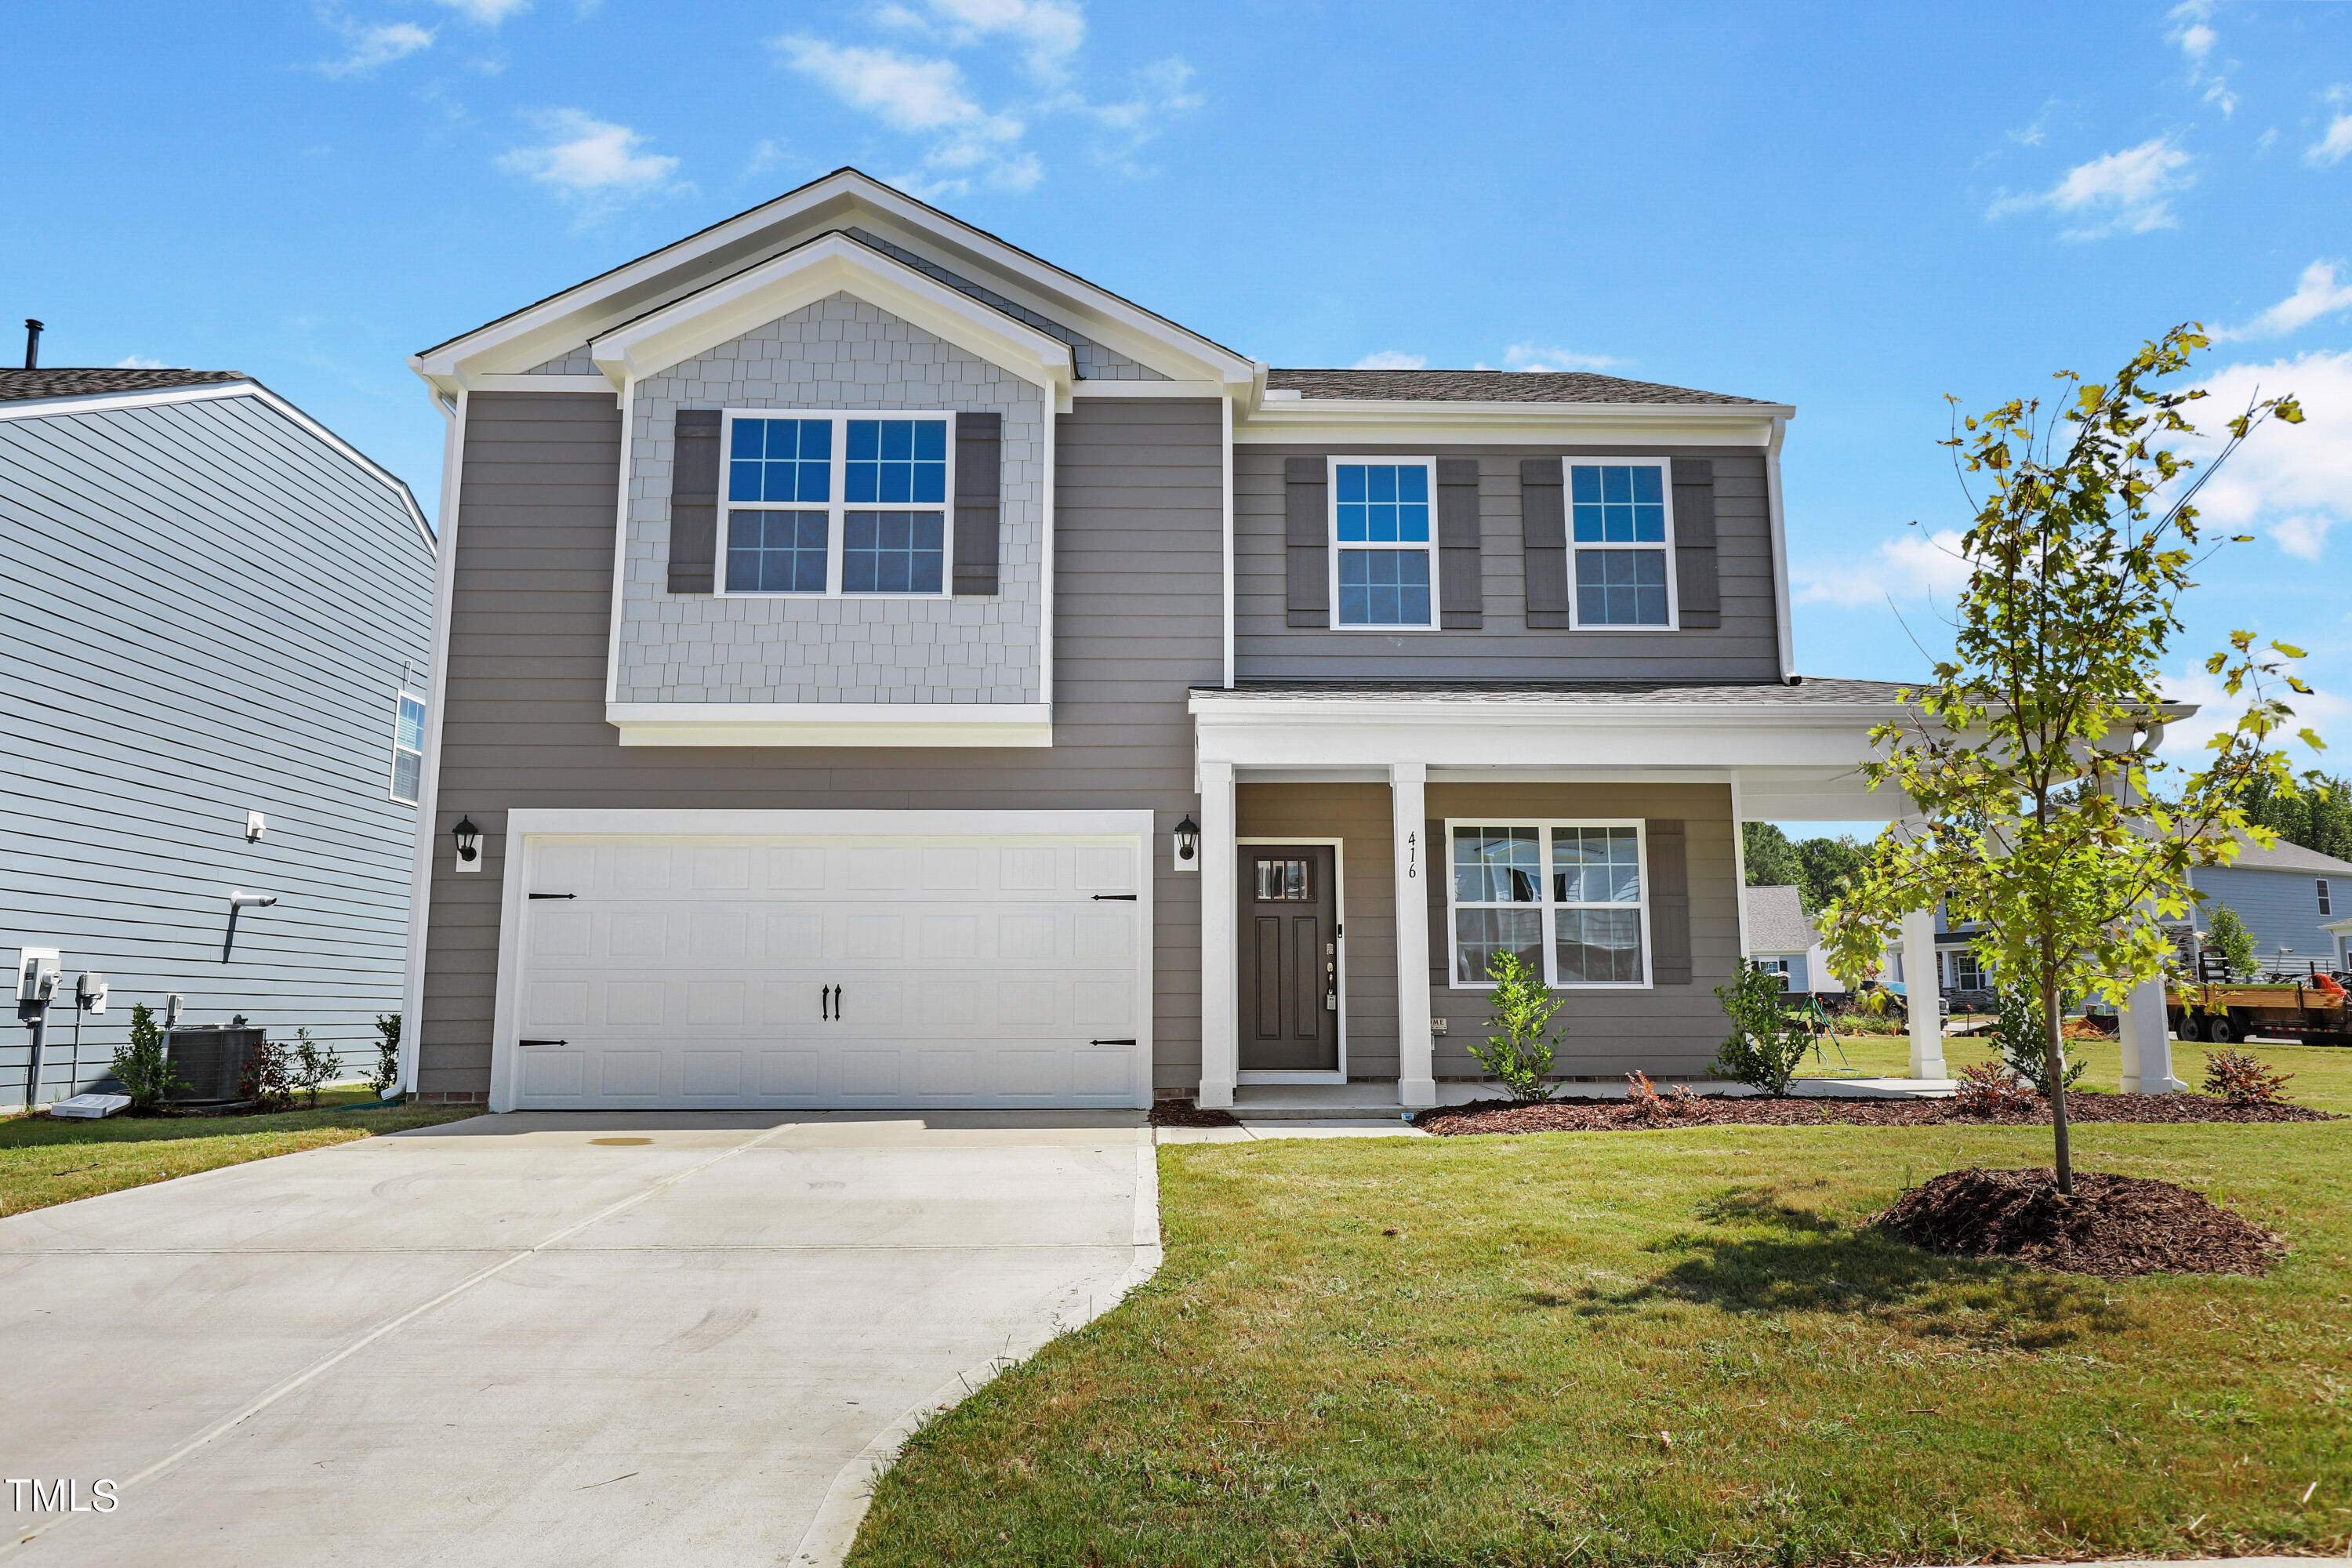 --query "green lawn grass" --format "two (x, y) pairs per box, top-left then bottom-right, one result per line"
(0, 1087), (482, 1218)
(851, 1046), (2352, 1566)
(1806, 1029), (2352, 1114)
